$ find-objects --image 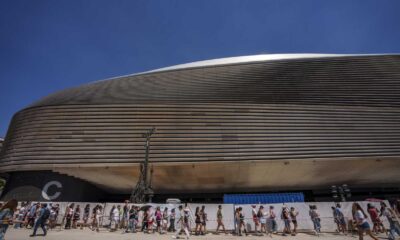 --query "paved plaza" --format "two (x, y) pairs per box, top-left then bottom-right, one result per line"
(4, 228), (390, 240)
